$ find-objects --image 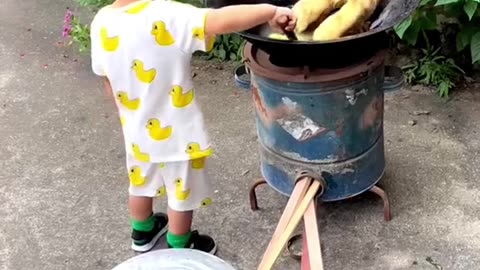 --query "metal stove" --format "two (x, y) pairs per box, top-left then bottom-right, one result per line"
(205, 0), (418, 267)
(244, 41), (403, 268)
